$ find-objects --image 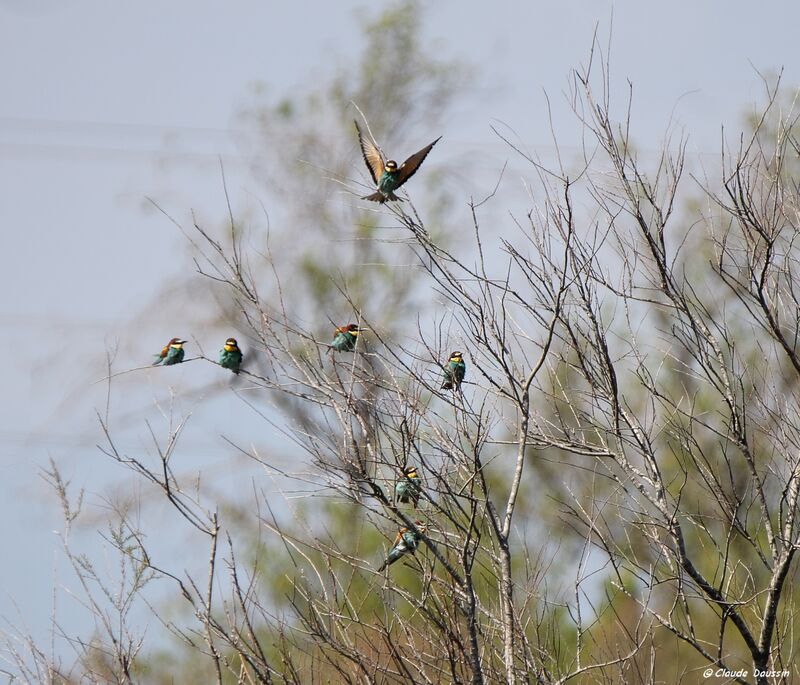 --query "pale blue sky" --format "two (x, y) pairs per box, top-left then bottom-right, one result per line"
(1, 0), (799, 666)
